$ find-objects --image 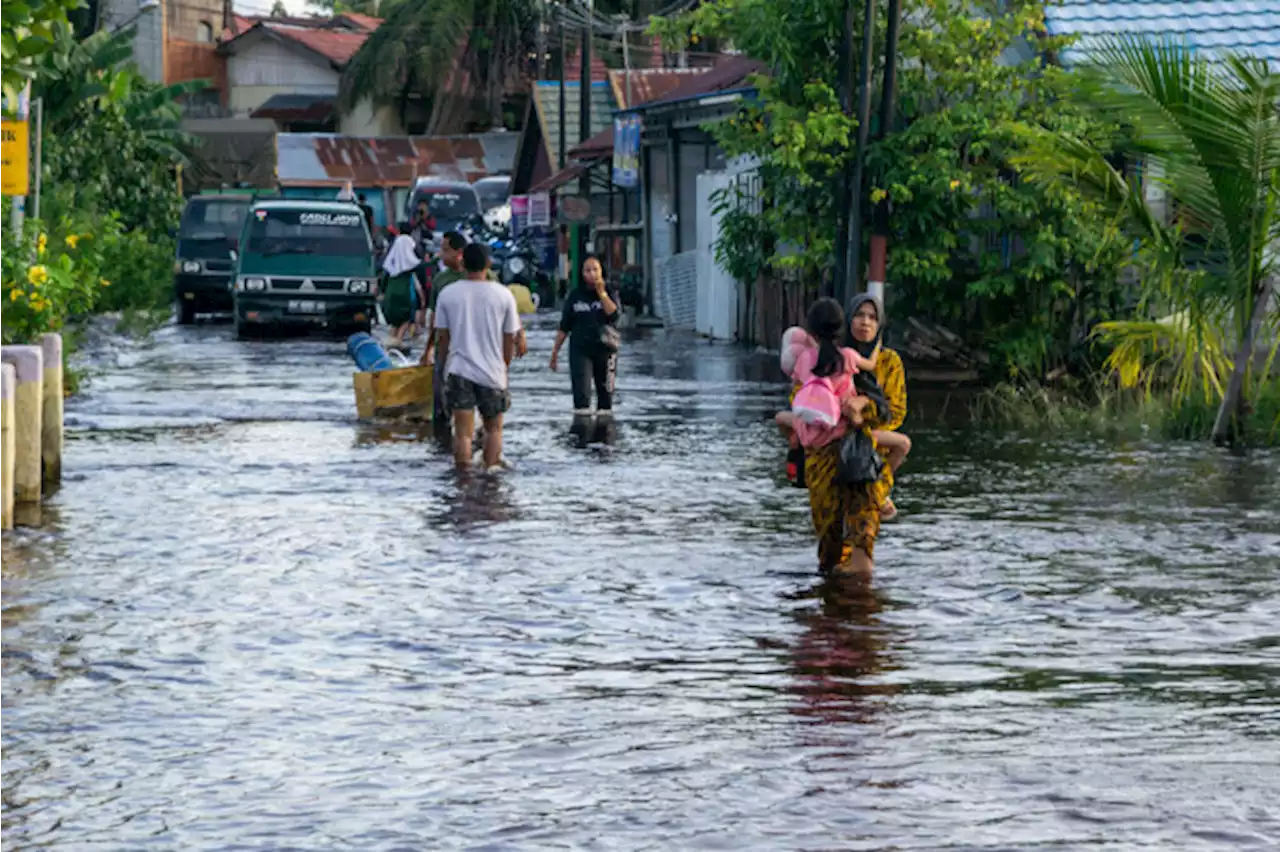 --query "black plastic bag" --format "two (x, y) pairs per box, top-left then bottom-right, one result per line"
(837, 429), (884, 486)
